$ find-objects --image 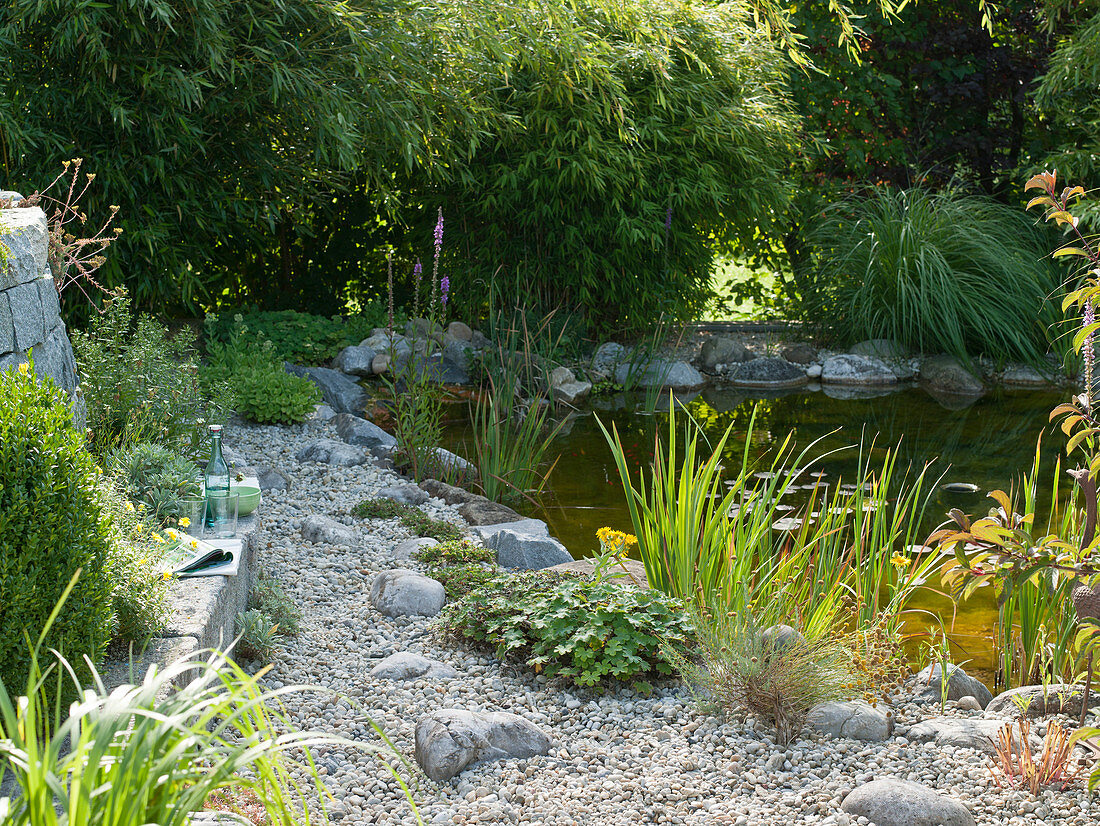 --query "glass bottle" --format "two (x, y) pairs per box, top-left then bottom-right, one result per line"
(204, 424), (230, 530)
